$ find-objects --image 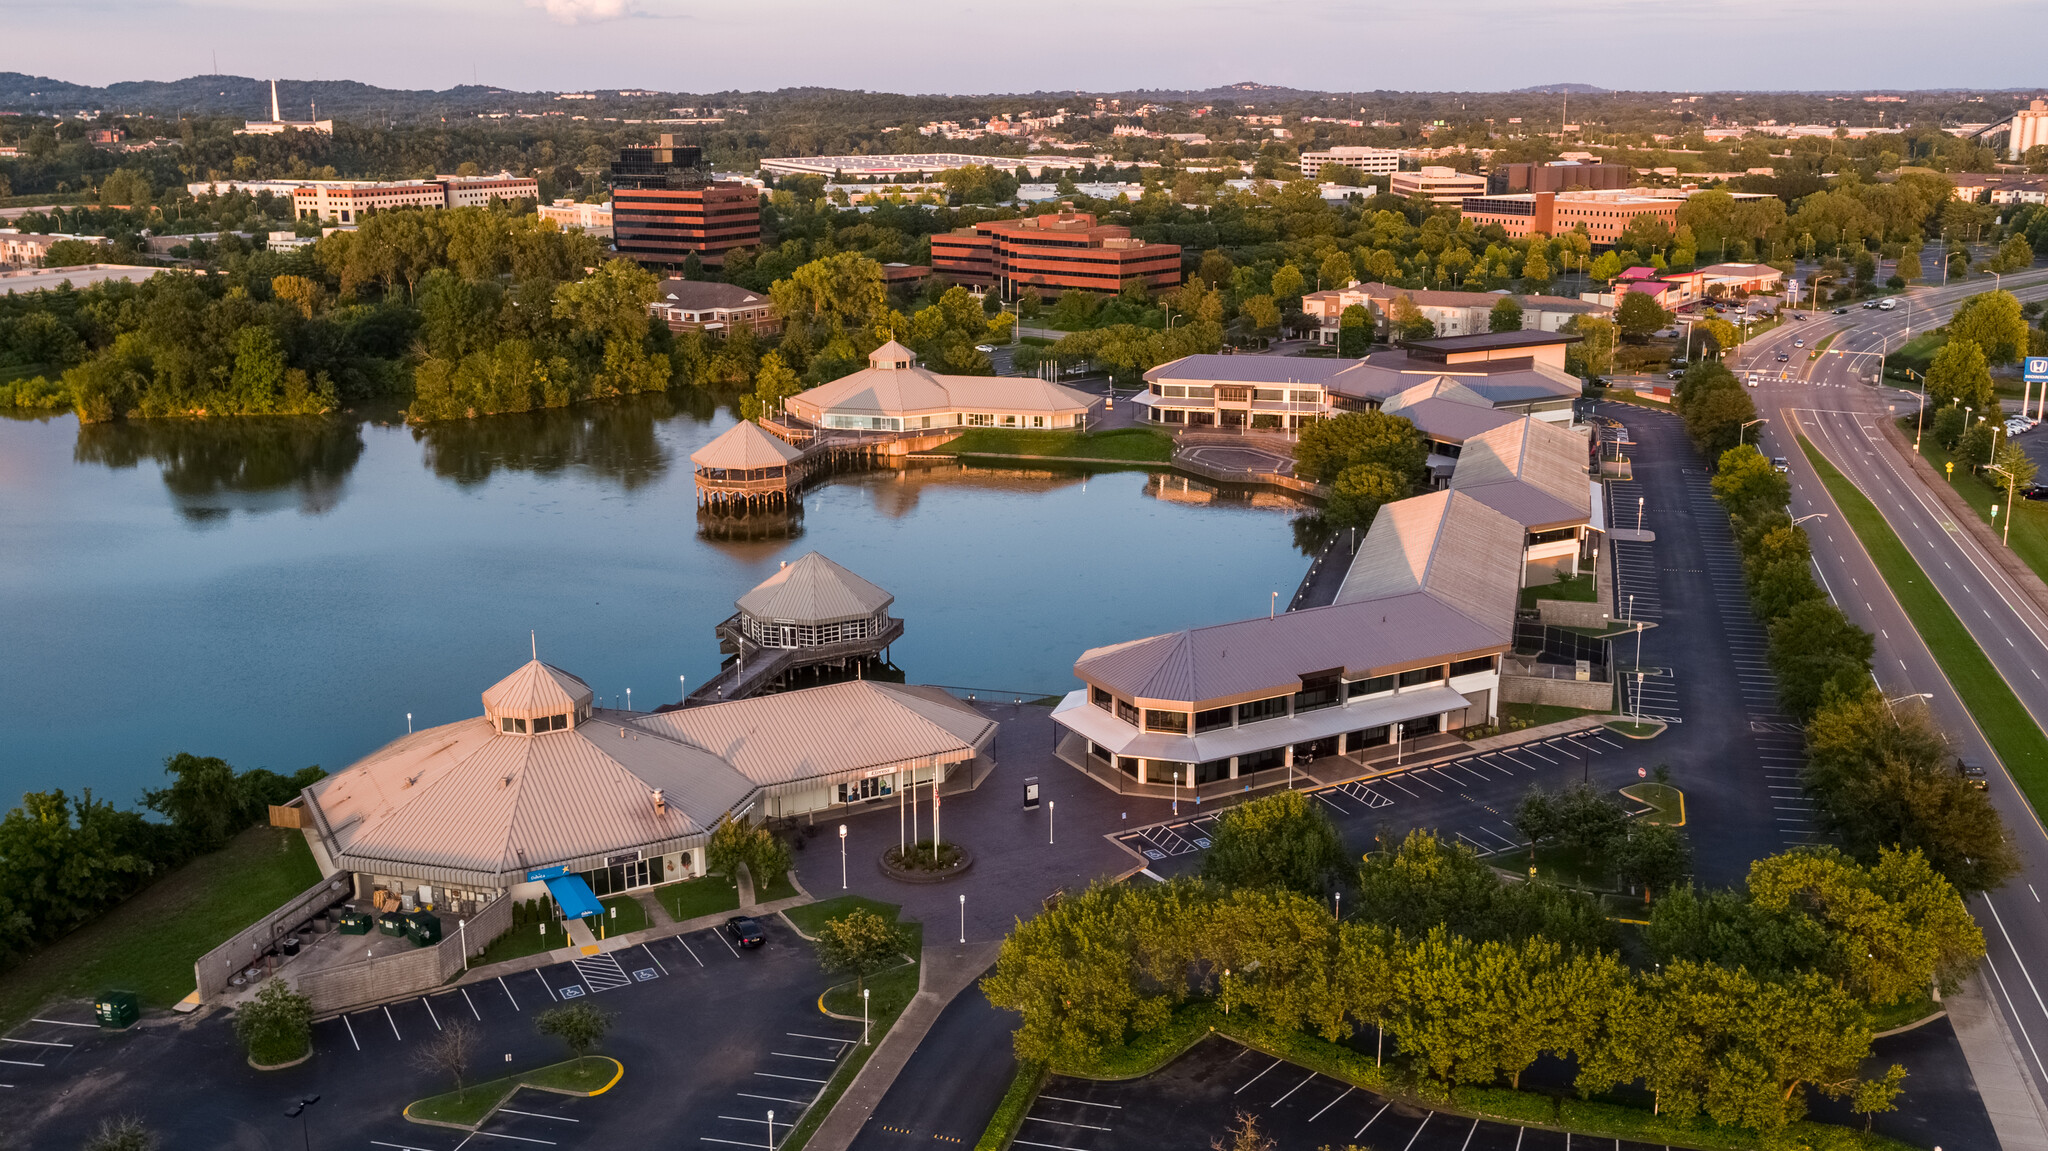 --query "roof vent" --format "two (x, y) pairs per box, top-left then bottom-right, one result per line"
(652, 788), (667, 815)
(501, 774), (513, 788)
